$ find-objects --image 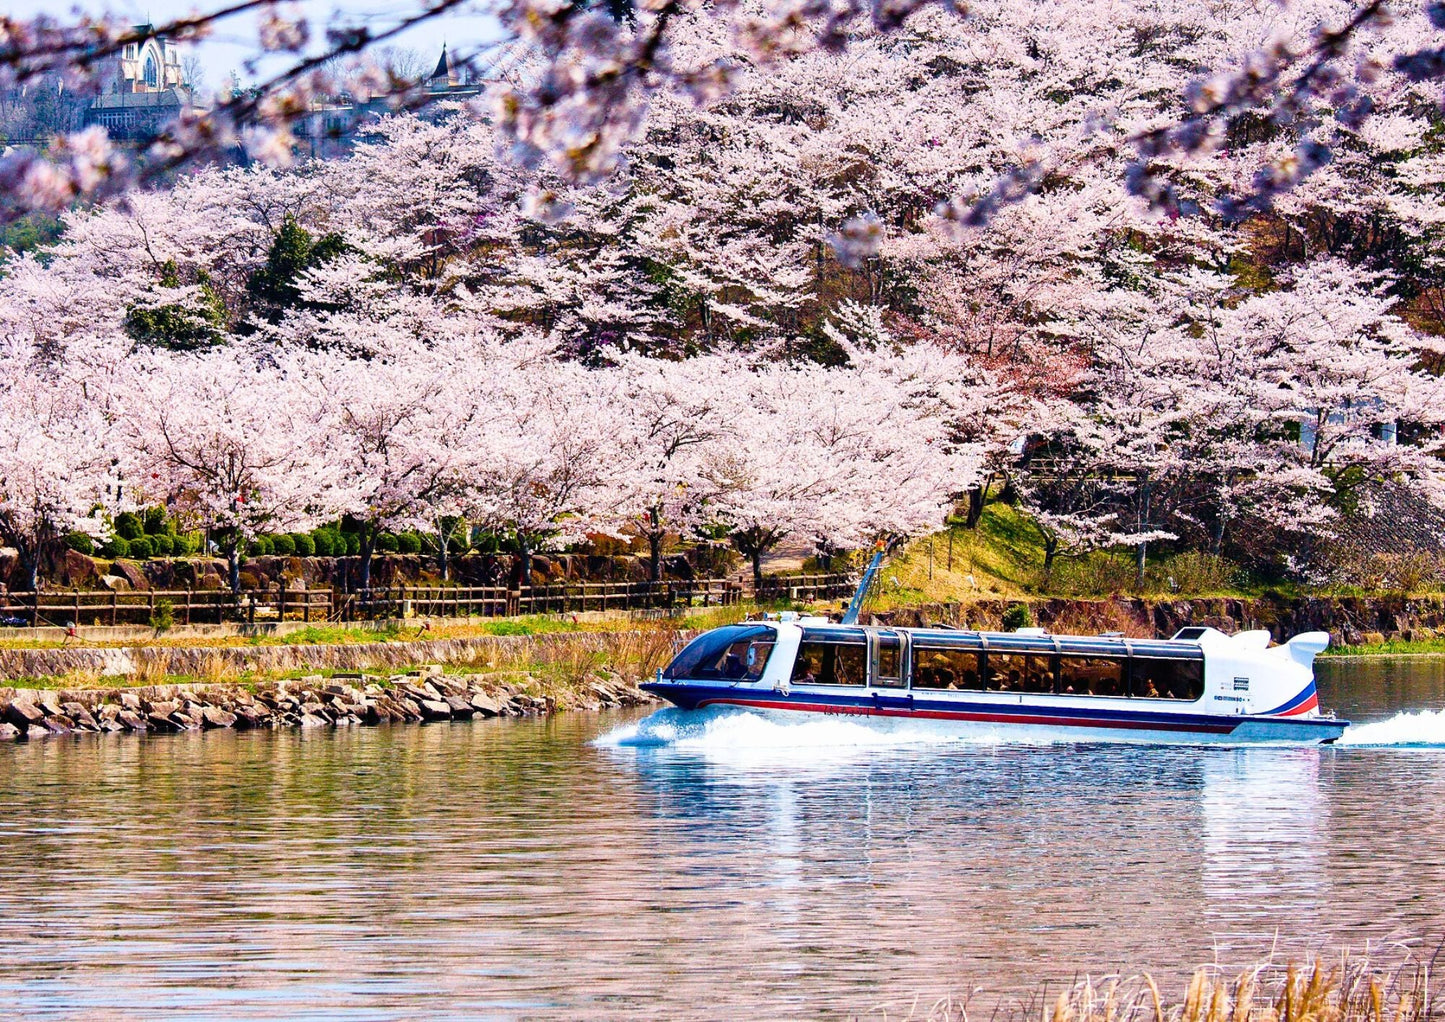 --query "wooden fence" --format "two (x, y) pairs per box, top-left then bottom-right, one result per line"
(756, 573), (856, 603)
(0, 574), (851, 629)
